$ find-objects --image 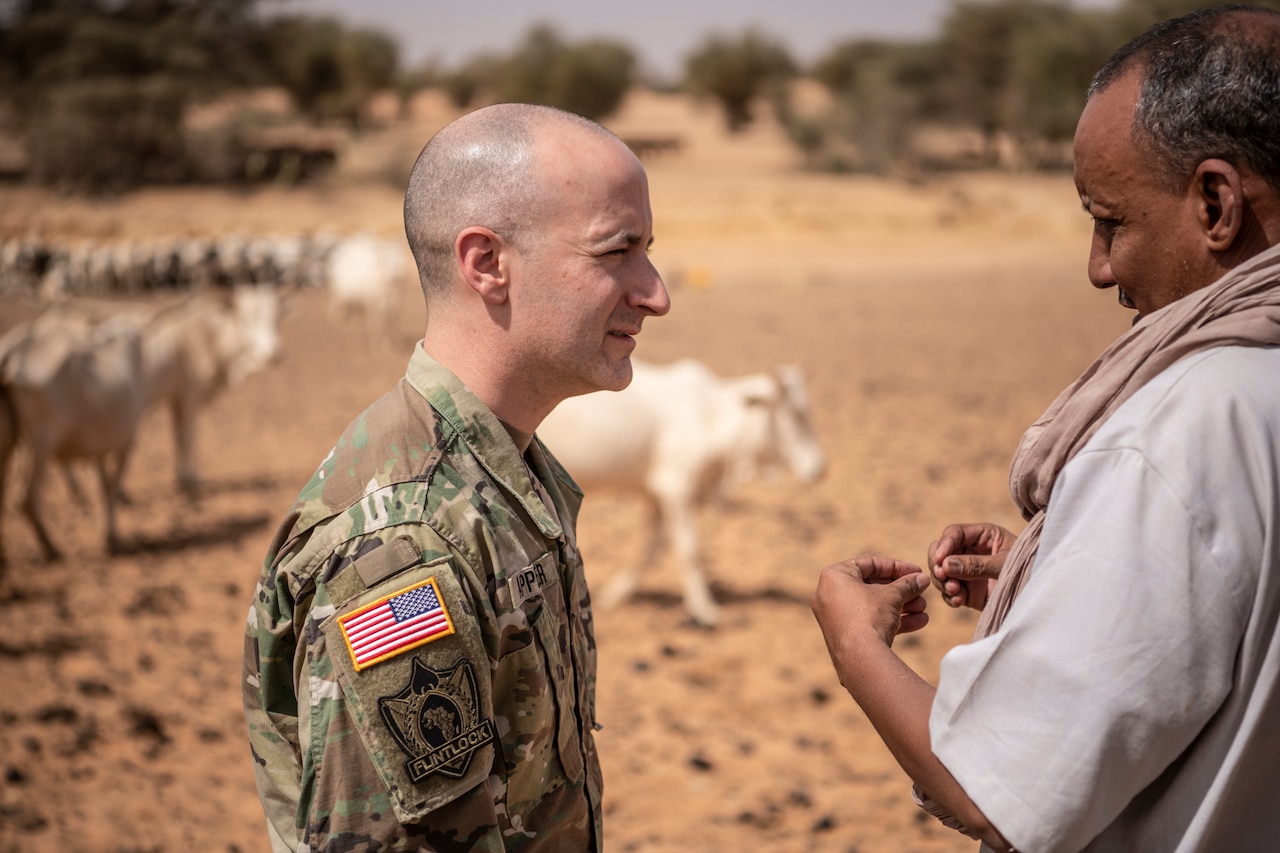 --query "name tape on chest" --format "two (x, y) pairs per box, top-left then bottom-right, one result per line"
(508, 552), (559, 608)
